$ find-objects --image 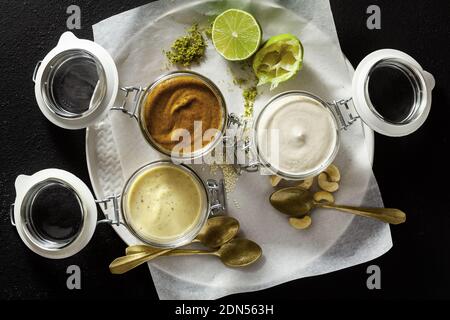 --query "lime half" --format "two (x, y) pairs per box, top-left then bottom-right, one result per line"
(253, 34), (303, 90)
(212, 9), (262, 61)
